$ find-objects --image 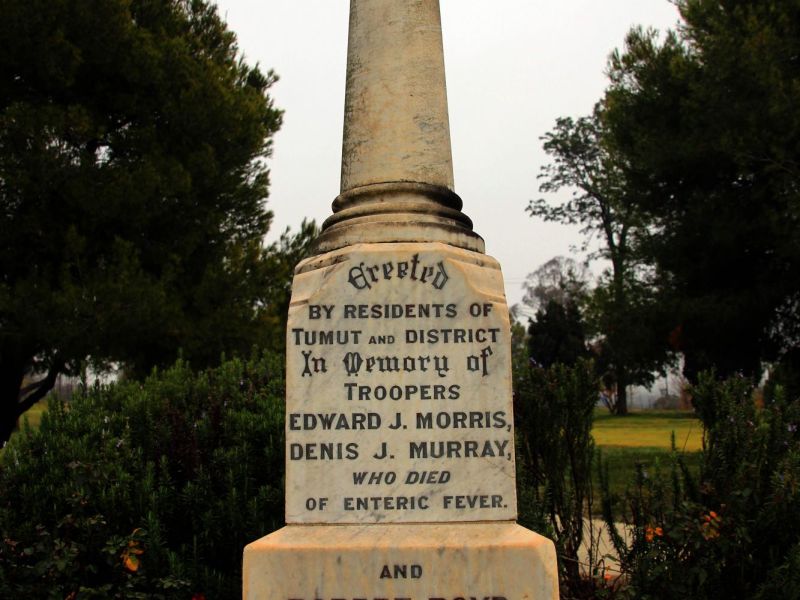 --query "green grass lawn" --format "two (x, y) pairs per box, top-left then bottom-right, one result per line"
(19, 402), (48, 431)
(592, 409), (704, 510)
(593, 409), (703, 451)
